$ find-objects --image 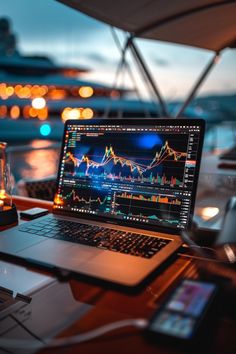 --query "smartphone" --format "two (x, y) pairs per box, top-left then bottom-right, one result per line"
(20, 207), (49, 220)
(146, 278), (218, 344)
